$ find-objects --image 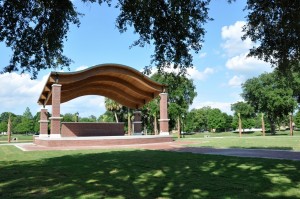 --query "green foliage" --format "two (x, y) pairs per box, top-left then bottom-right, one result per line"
(243, 0), (300, 72)
(98, 111), (114, 122)
(33, 112), (40, 133)
(150, 72), (197, 130)
(185, 107), (230, 132)
(116, 0), (211, 74)
(62, 113), (76, 122)
(13, 107), (34, 134)
(0, 0), (211, 78)
(0, 0), (80, 78)
(294, 111), (300, 128)
(231, 101), (257, 129)
(105, 98), (124, 122)
(242, 72), (298, 134)
(207, 108), (226, 132)
(0, 122), (7, 132)
(79, 115), (97, 122)
(231, 101), (255, 118)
